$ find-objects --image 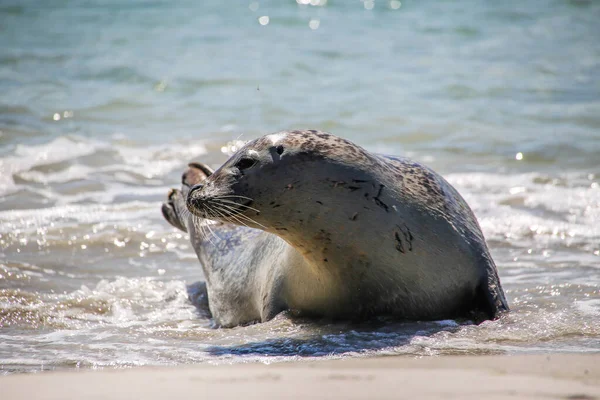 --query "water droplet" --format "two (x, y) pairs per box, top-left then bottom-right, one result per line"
(390, 0), (401, 9)
(154, 81), (168, 92)
(258, 16), (270, 25)
(515, 152), (524, 160)
(309, 19), (320, 30)
(249, 1), (259, 11)
(364, 0), (374, 10)
(53, 113), (61, 121)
